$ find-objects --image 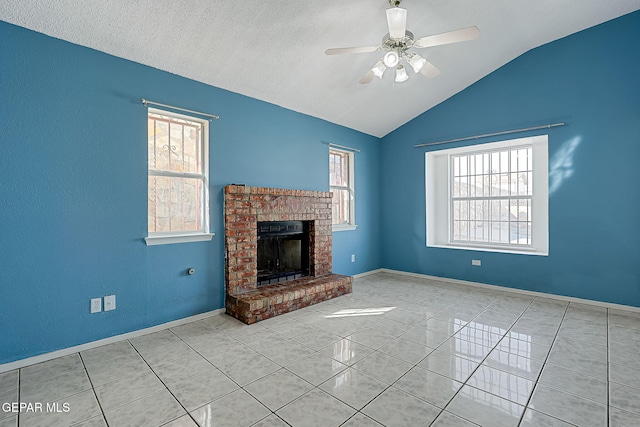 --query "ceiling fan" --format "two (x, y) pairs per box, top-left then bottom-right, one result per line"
(325, 0), (480, 84)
